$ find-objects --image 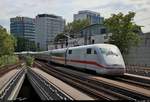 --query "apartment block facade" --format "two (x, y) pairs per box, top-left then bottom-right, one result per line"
(10, 17), (35, 41)
(35, 14), (65, 50)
